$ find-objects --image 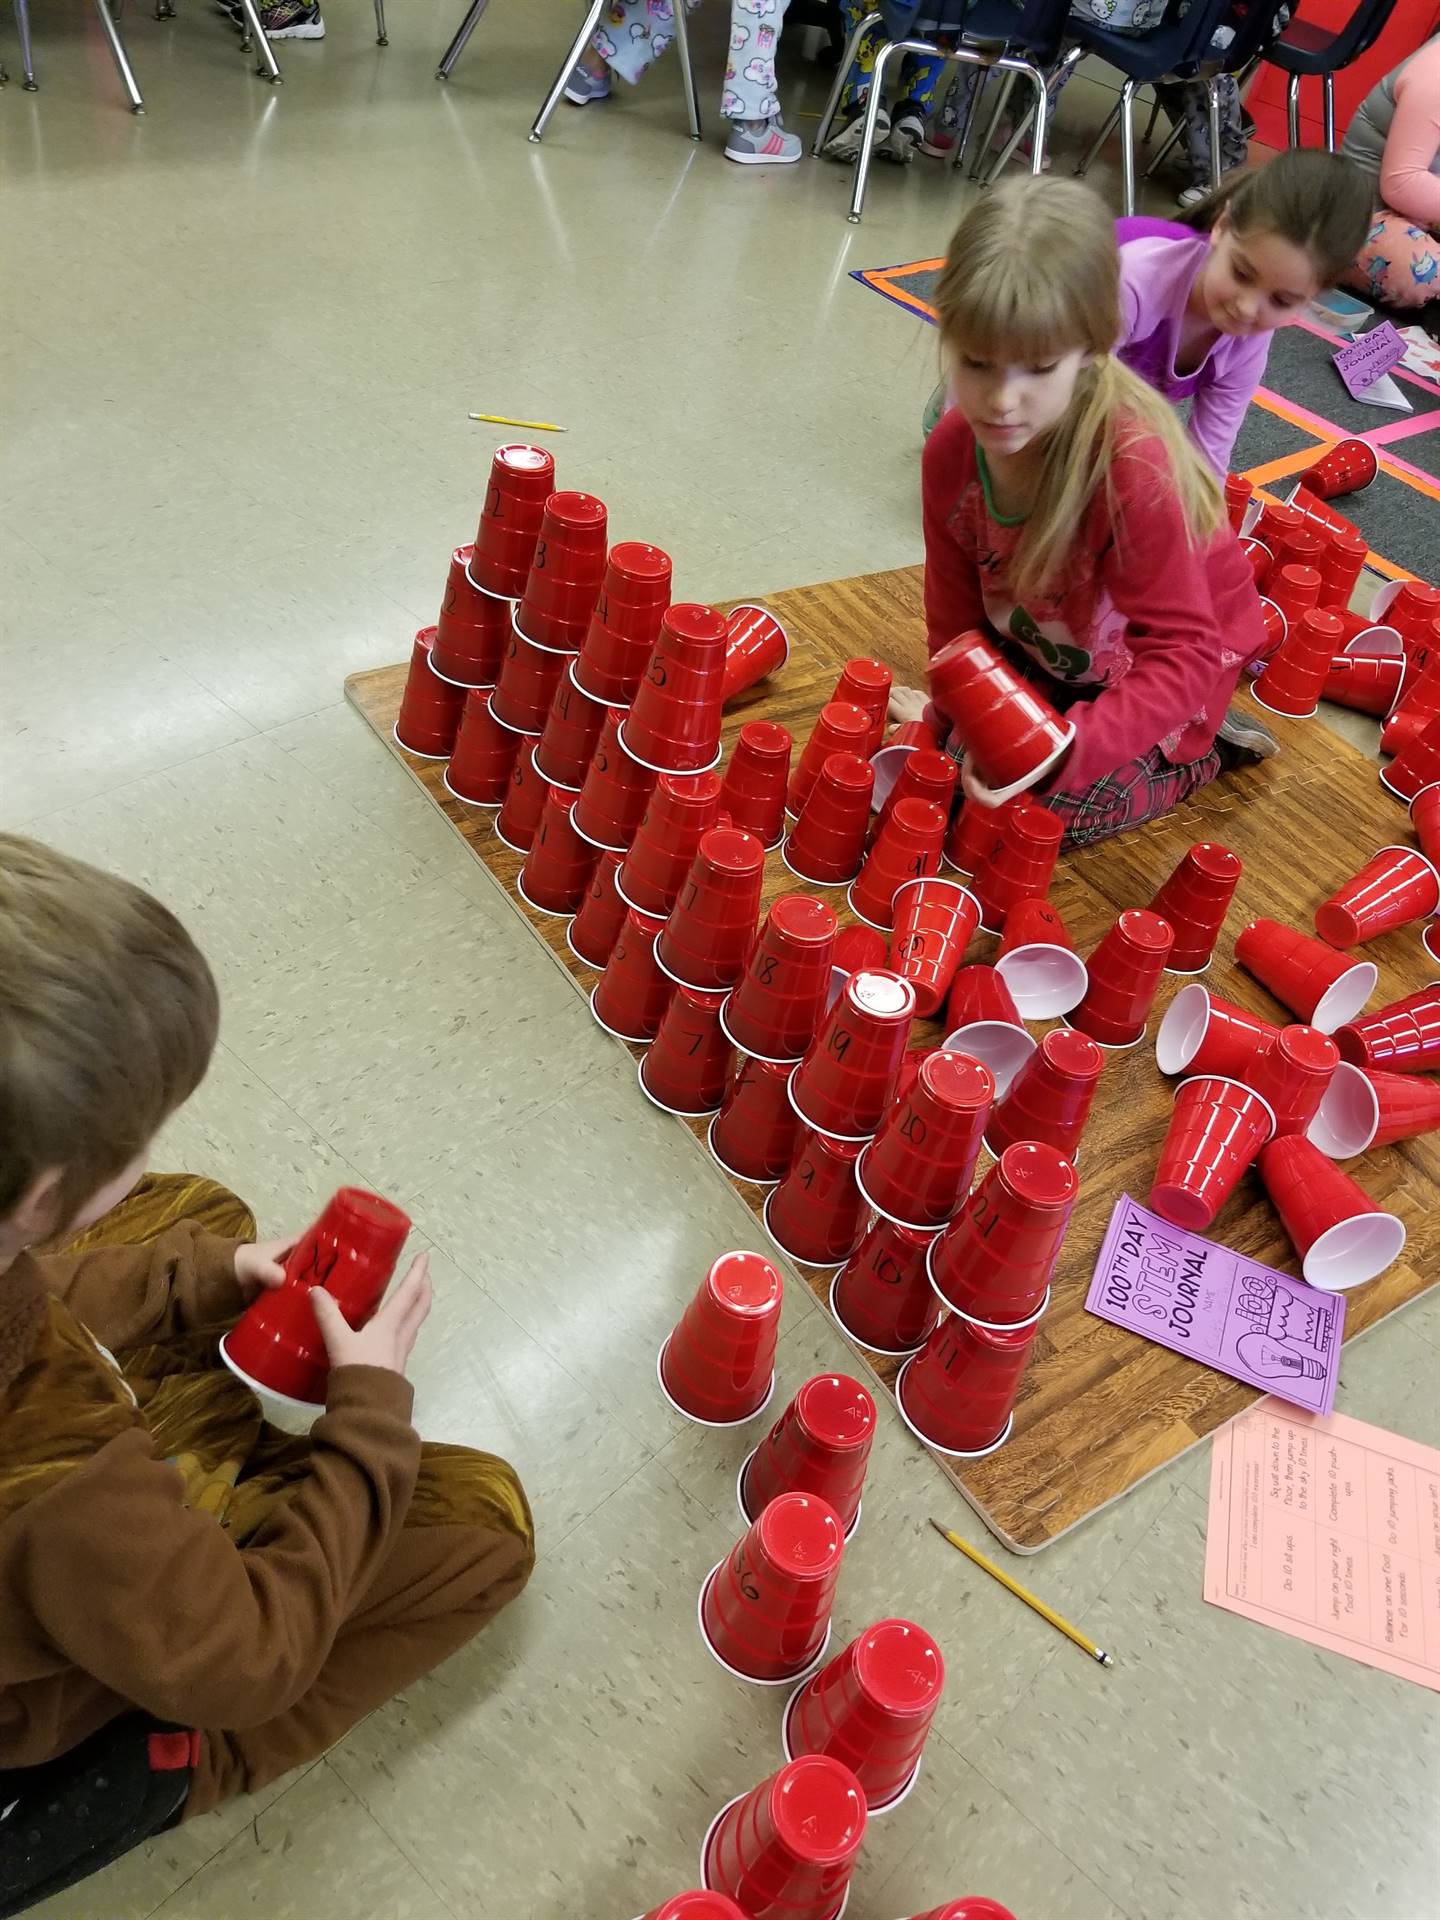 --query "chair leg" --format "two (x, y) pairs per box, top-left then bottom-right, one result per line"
(812, 10), (881, 154)
(1323, 71), (1335, 152)
(92, 0), (144, 109)
(530, 0), (607, 143)
(1287, 72), (1299, 147)
(436, 0), (491, 79)
(373, 0), (387, 43)
(972, 64), (1016, 173)
(669, 0), (701, 143)
(1142, 114), (1184, 180)
(1075, 96), (1120, 179)
(848, 35), (904, 222)
(1118, 76), (1137, 216)
(1142, 94), (1161, 143)
(13, 0), (37, 86)
(981, 45), (1079, 186)
(1206, 74), (1222, 192)
(952, 66), (987, 173)
(234, 0), (282, 80)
